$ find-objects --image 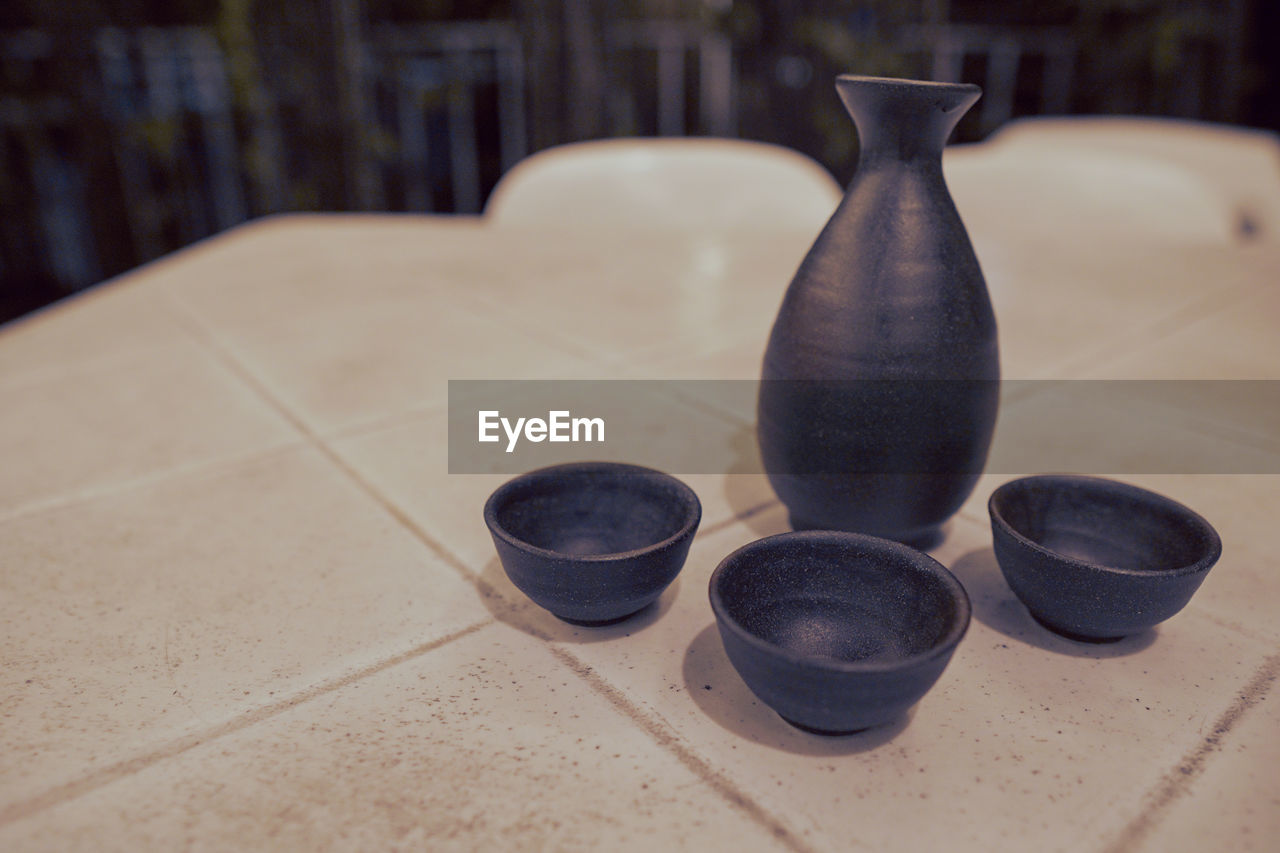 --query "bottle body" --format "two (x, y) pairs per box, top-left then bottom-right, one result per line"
(758, 76), (999, 544)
